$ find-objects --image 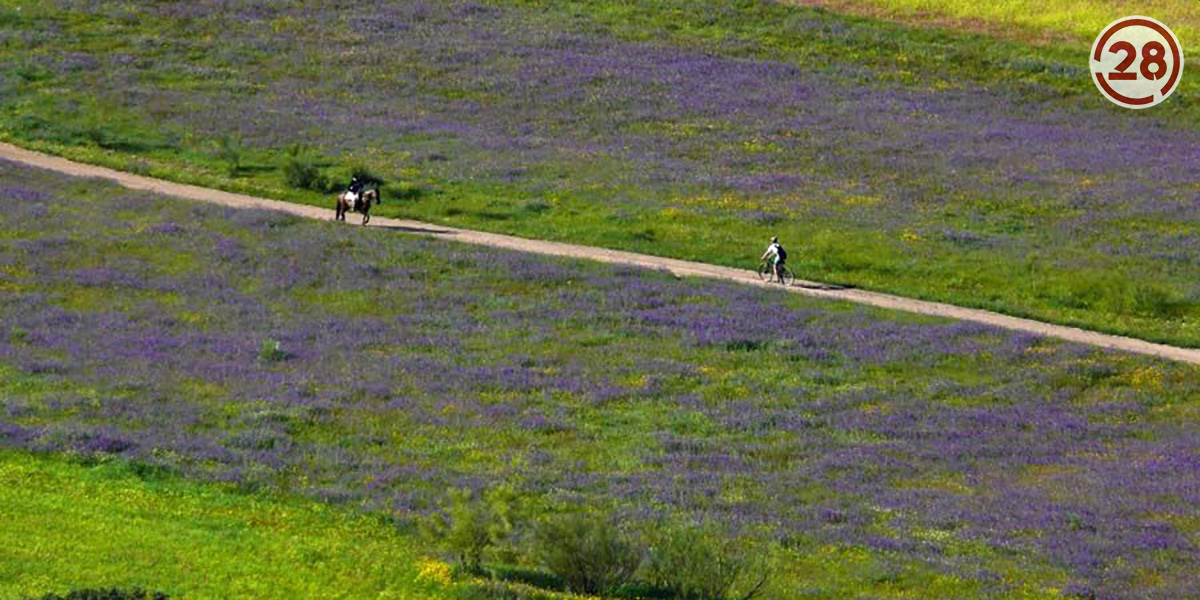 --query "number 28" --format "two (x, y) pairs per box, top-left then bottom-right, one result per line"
(1108, 40), (1168, 80)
